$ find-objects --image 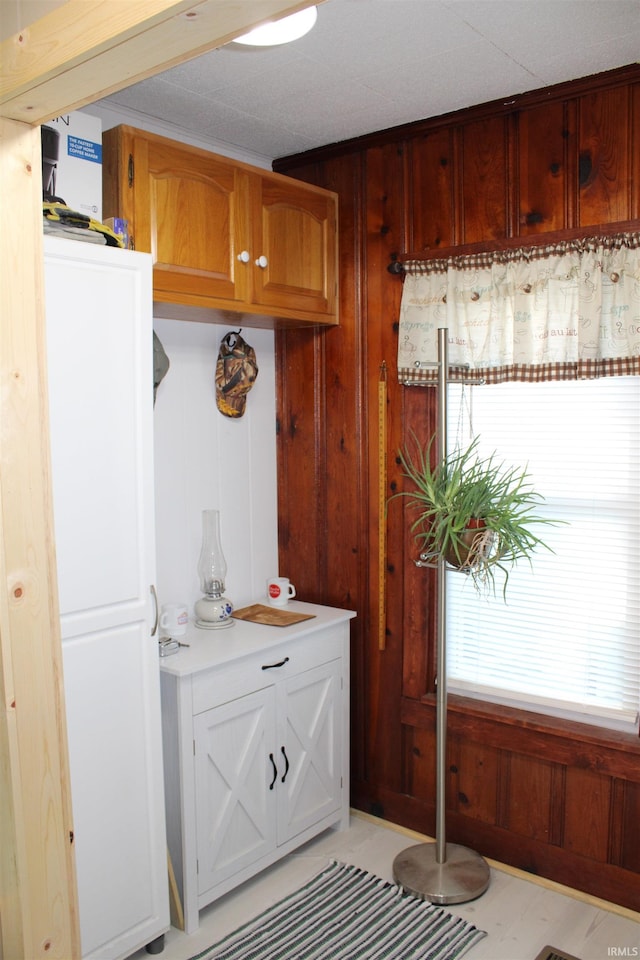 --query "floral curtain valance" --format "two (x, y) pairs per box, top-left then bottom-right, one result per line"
(397, 232), (640, 384)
